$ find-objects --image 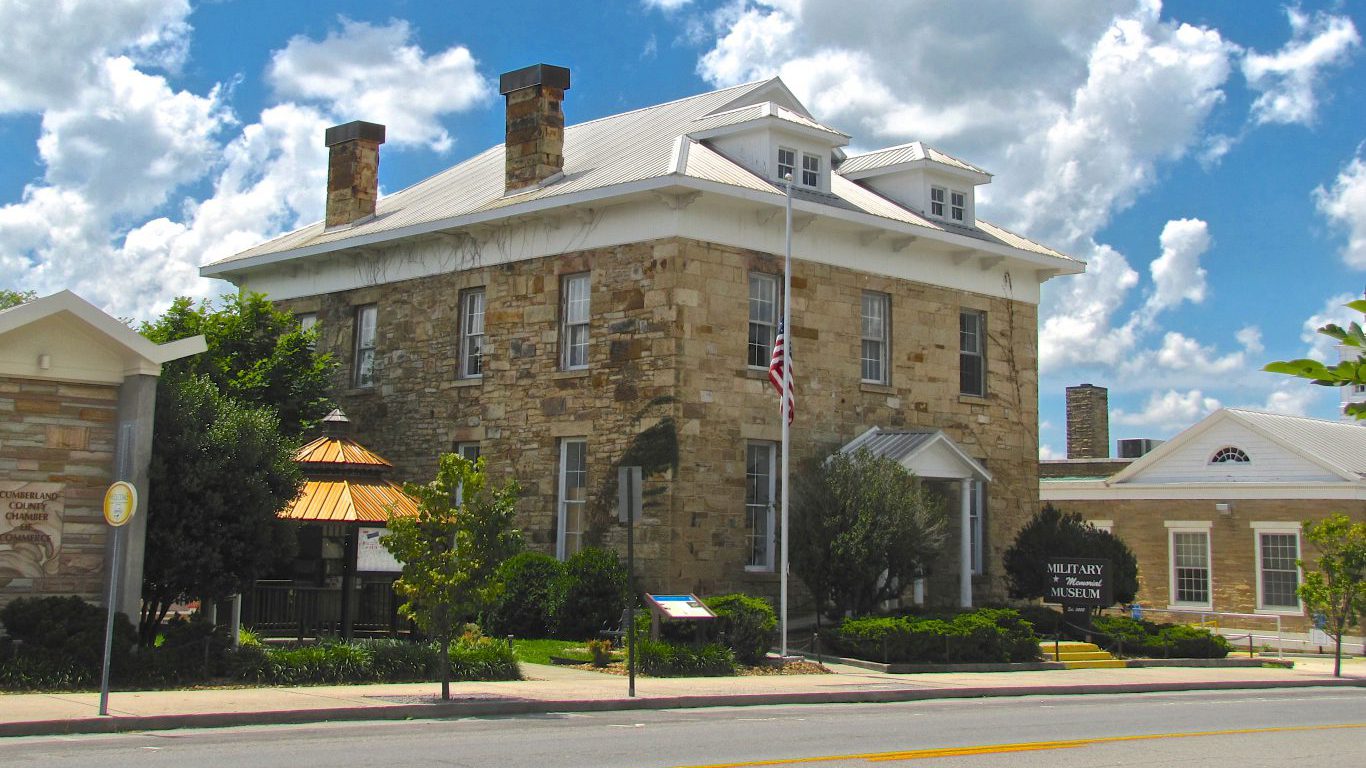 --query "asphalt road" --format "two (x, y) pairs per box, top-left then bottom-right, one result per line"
(5, 688), (1363, 767)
